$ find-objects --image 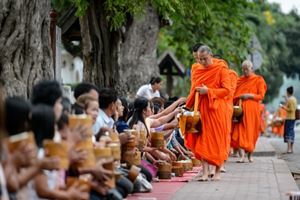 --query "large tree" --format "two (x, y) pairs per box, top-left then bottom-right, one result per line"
(78, 1), (161, 96)
(54, 0), (180, 96)
(54, 0), (254, 96)
(0, 0), (53, 97)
